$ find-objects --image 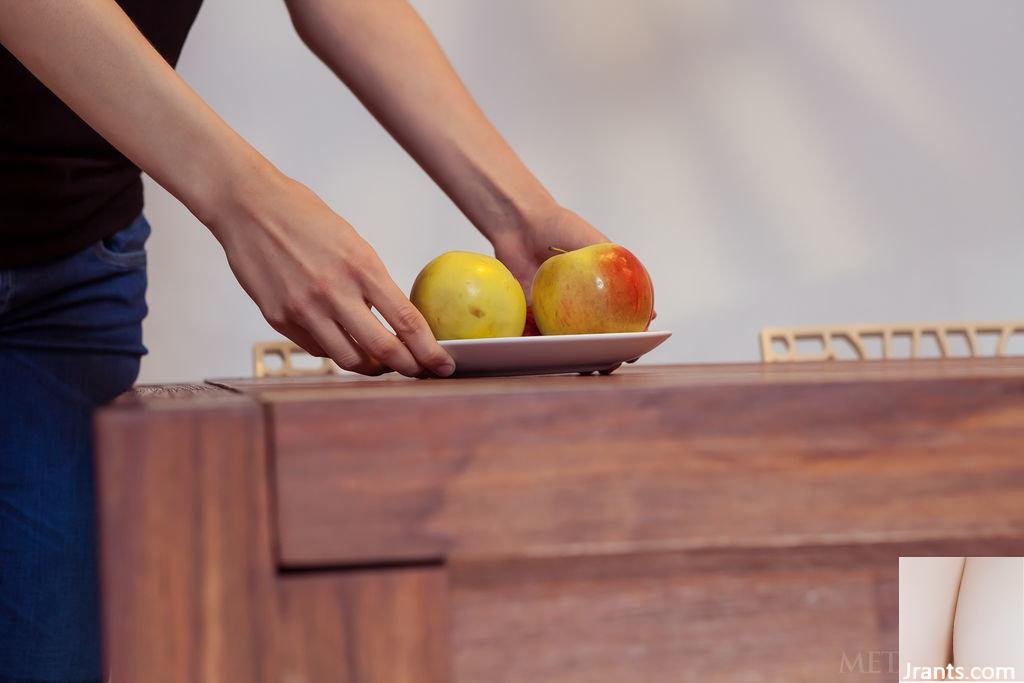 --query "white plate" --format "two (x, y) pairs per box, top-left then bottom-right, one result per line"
(438, 330), (672, 377)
